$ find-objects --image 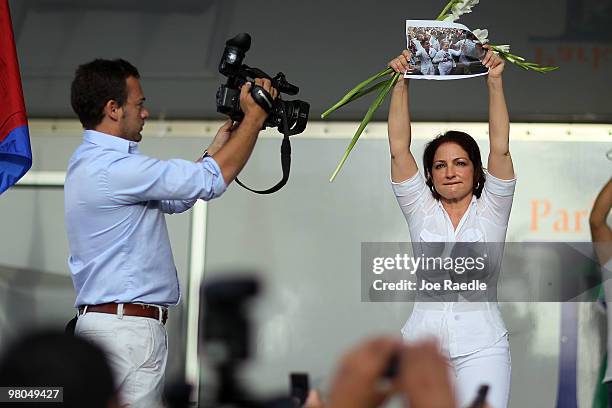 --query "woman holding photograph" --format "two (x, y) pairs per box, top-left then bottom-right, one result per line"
(386, 46), (515, 408)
